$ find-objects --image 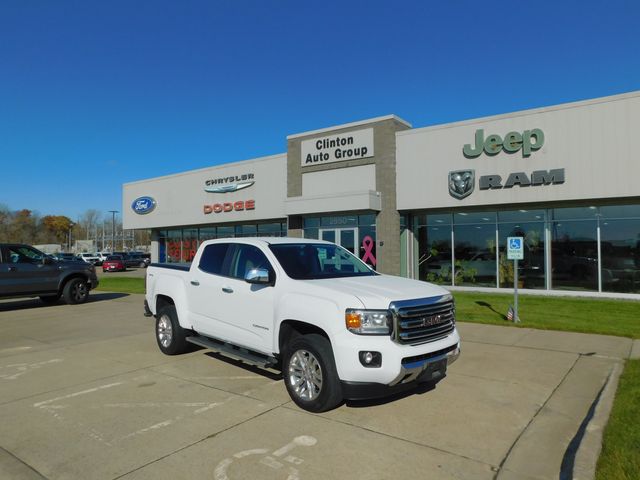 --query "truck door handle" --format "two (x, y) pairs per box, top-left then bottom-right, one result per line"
(190, 280), (200, 286)
(8, 266), (17, 272)
(222, 287), (233, 293)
